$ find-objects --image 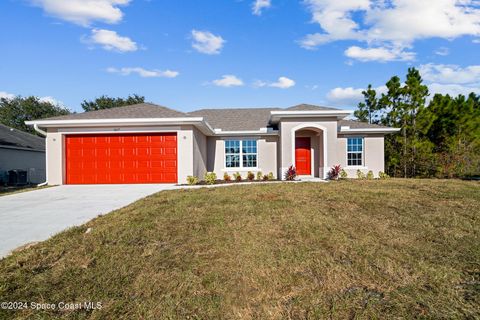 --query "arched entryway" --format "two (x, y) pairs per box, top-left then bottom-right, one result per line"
(290, 124), (326, 179)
